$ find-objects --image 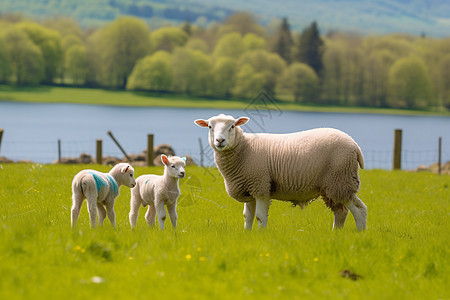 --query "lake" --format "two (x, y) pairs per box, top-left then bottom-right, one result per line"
(0, 101), (448, 169)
